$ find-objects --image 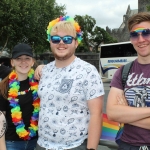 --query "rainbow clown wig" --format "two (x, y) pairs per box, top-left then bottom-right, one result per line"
(47, 16), (82, 44)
